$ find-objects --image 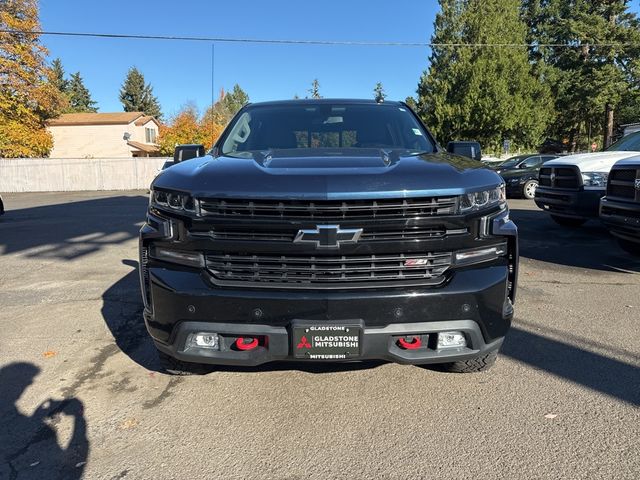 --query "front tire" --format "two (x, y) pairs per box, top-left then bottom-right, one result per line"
(522, 180), (538, 199)
(438, 349), (498, 373)
(550, 215), (587, 227)
(618, 239), (640, 256)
